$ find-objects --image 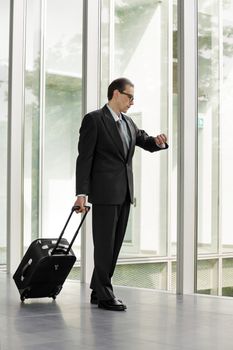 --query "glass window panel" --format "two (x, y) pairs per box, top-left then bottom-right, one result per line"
(100, 0), (110, 104)
(23, 0), (41, 251)
(221, 0), (233, 254)
(197, 0), (233, 296)
(197, 259), (218, 295)
(101, 0), (177, 291)
(197, 0), (219, 255)
(43, 0), (83, 275)
(0, 1), (10, 266)
(113, 262), (167, 290)
(171, 261), (176, 292)
(222, 258), (233, 297)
